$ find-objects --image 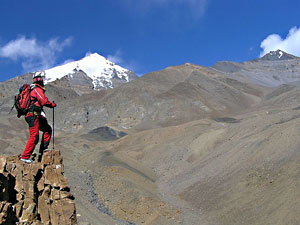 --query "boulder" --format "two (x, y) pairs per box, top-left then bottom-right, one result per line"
(0, 150), (77, 224)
